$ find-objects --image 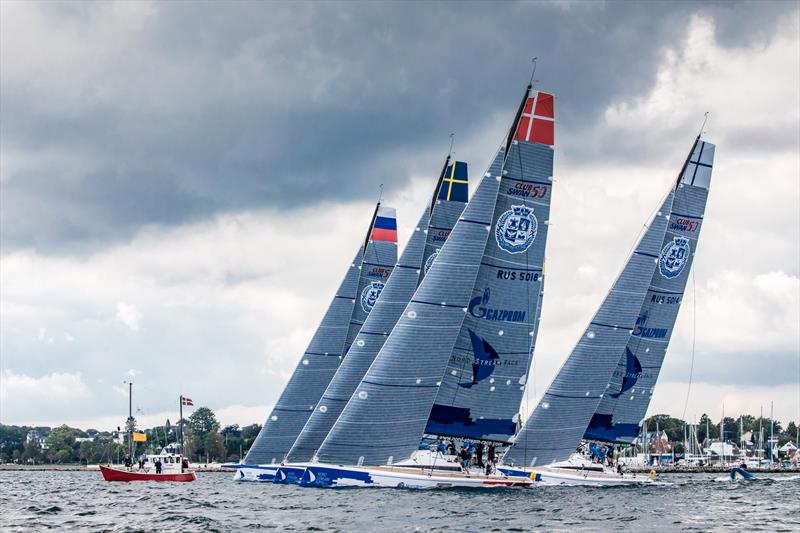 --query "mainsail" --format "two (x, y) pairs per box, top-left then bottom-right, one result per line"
(503, 136), (713, 468)
(316, 85), (556, 466)
(244, 205), (398, 465)
(584, 138), (715, 443)
(285, 159), (469, 462)
(426, 91), (554, 442)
